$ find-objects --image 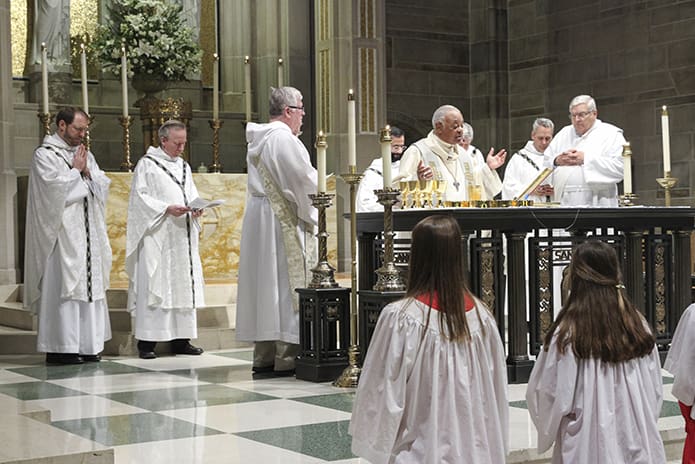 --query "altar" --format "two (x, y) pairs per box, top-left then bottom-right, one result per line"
(356, 206), (695, 382)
